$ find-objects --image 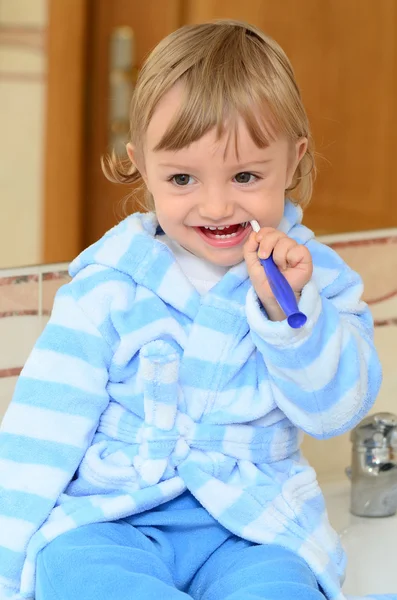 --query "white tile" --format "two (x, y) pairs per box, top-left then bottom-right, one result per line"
(373, 325), (397, 411)
(0, 376), (18, 422)
(302, 433), (350, 483)
(319, 228), (397, 245)
(0, 315), (41, 369)
(0, 263), (69, 278)
(0, 0), (47, 27)
(371, 298), (397, 323)
(39, 314), (49, 327)
(39, 263), (70, 275)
